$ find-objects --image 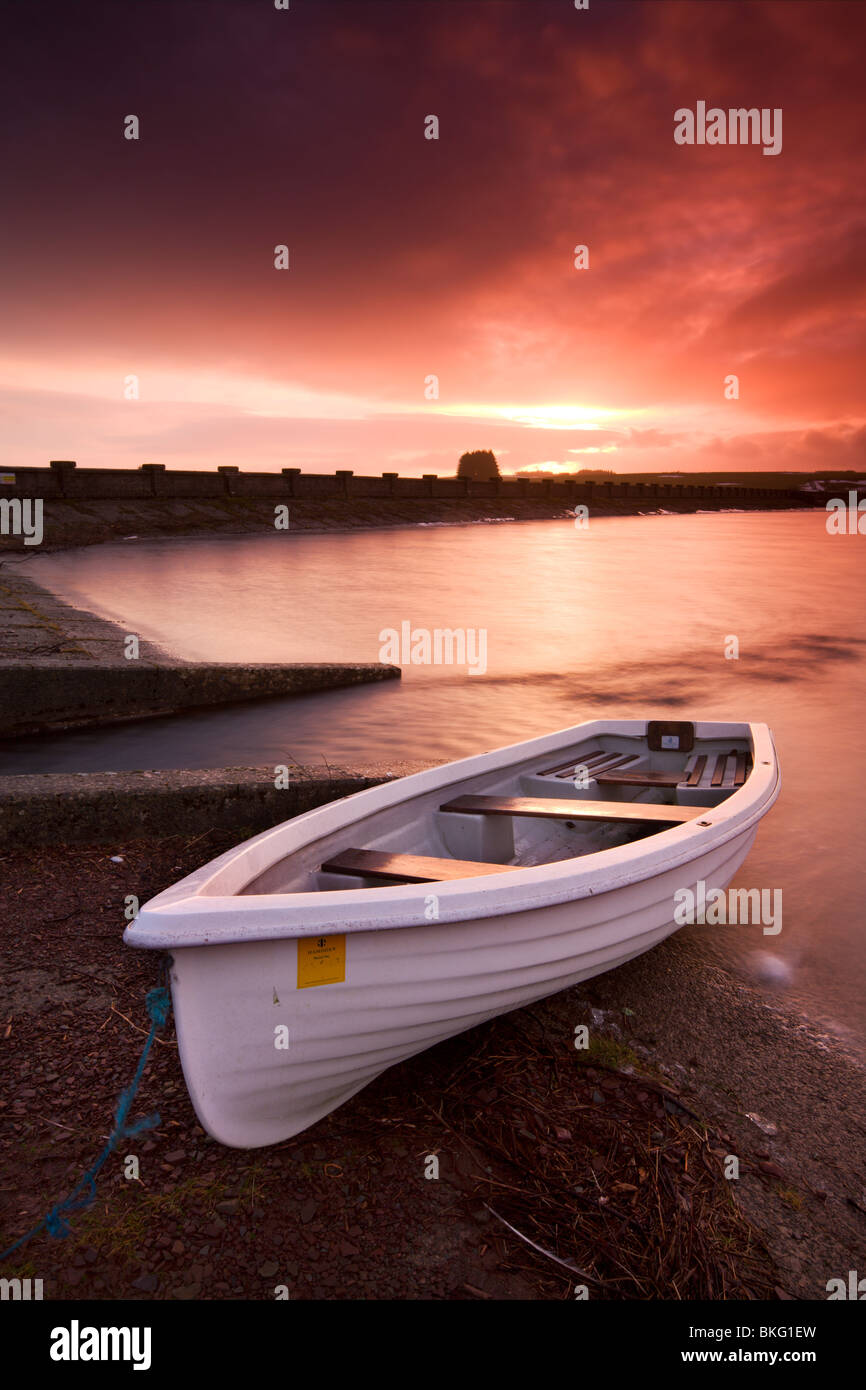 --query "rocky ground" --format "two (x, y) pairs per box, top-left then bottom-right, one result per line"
(2, 831), (862, 1302)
